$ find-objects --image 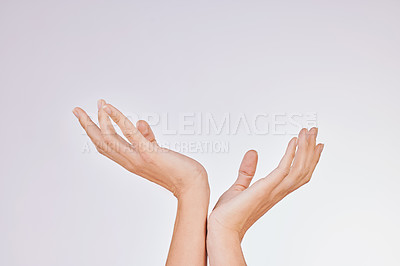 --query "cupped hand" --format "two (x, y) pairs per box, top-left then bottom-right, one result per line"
(208, 128), (323, 240)
(73, 100), (209, 199)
